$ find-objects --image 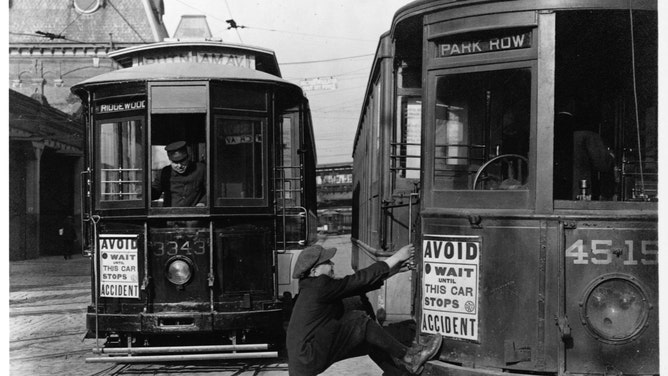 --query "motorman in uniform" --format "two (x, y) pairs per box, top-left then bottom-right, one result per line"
(151, 141), (207, 207)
